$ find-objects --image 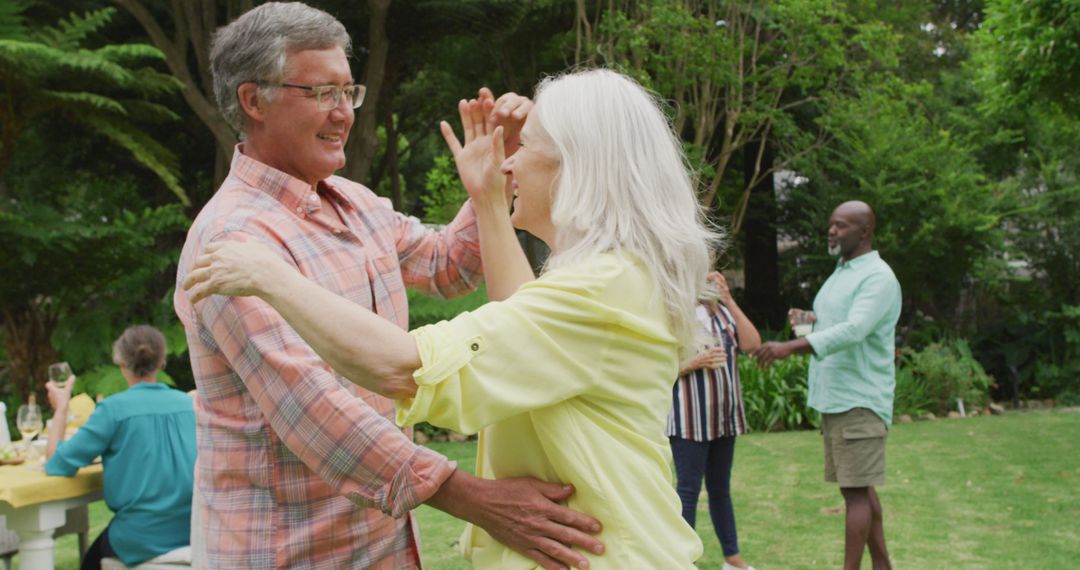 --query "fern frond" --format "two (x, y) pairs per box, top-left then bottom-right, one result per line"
(58, 48), (138, 84)
(0, 39), (69, 78)
(118, 99), (182, 124)
(95, 43), (167, 65)
(0, 0), (32, 41)
(80, 115), (190, 206)
(37, 89), (126, 115)
(118, 66), (185, 98)
(34, 8), (117, 51)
